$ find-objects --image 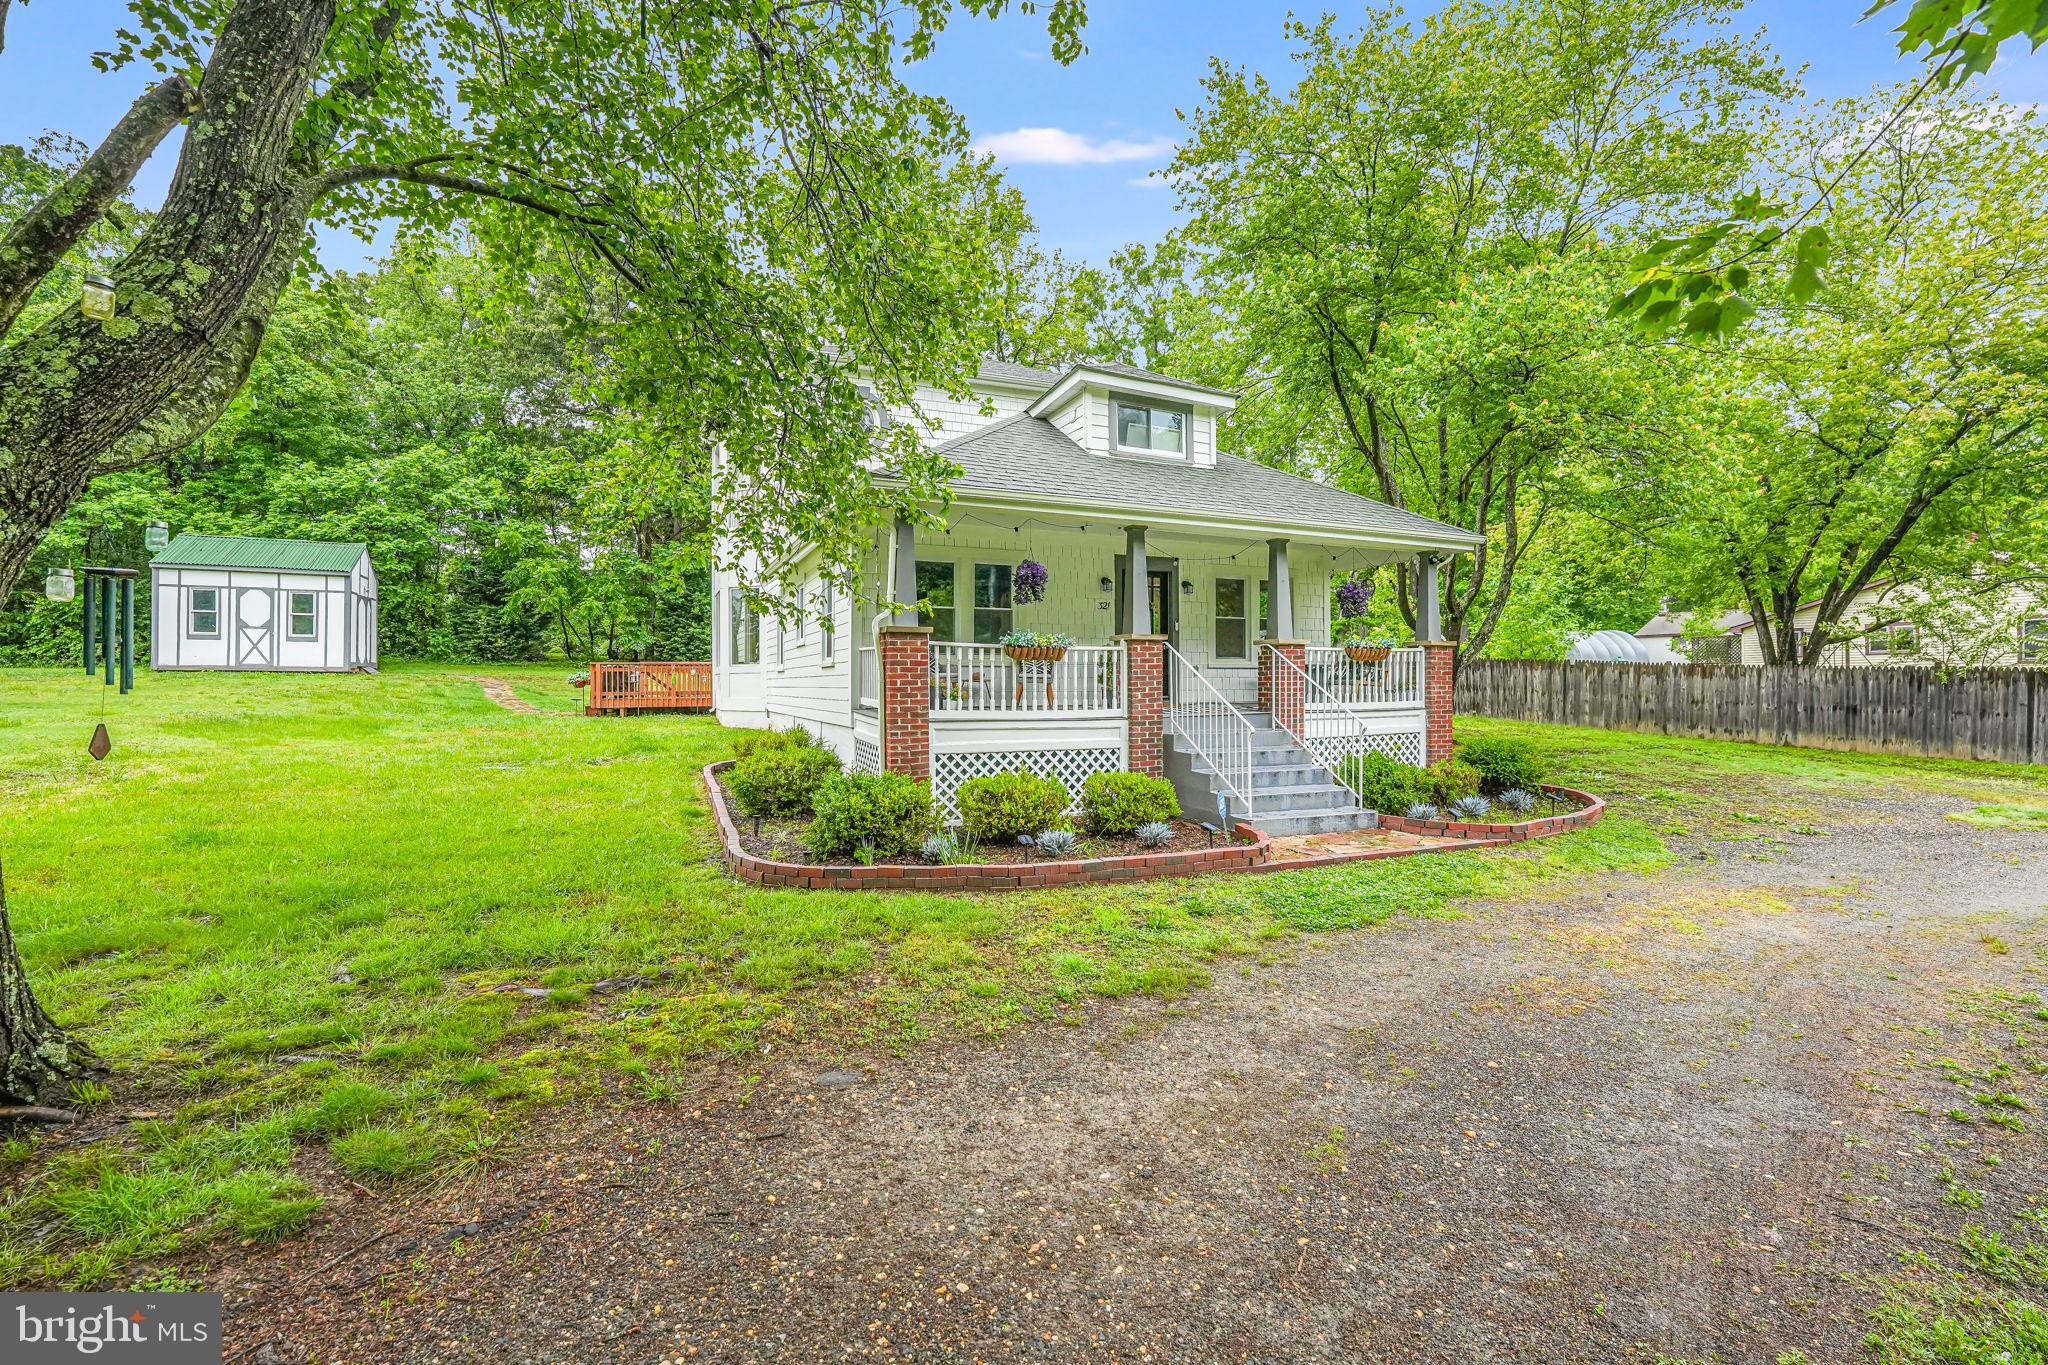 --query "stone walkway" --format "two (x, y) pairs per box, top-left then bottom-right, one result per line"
(466, 675), (541, 715)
